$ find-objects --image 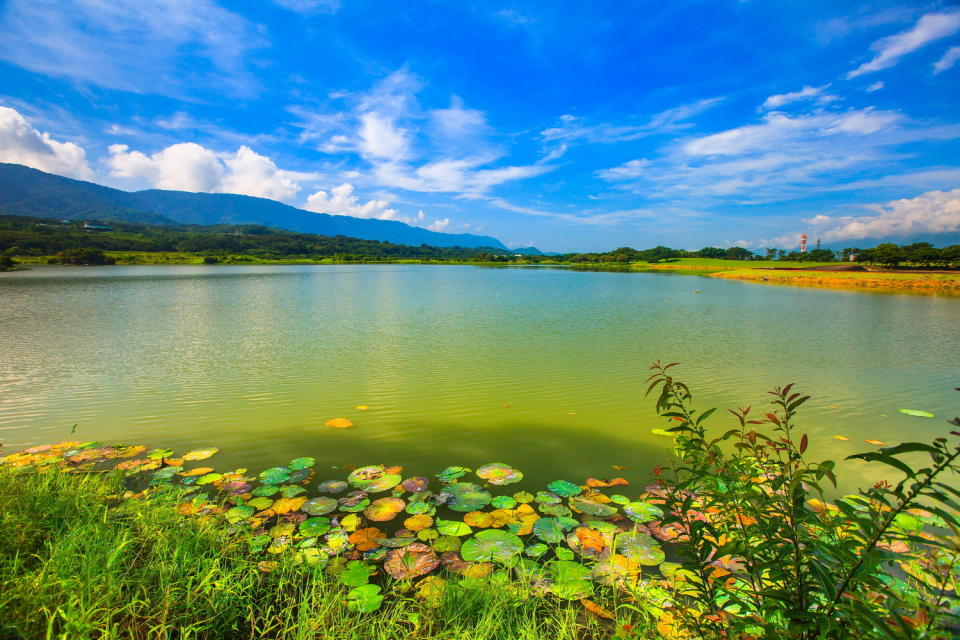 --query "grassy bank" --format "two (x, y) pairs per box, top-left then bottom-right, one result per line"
(0, 468), (650, 640)
(709, 267), (960, 292)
